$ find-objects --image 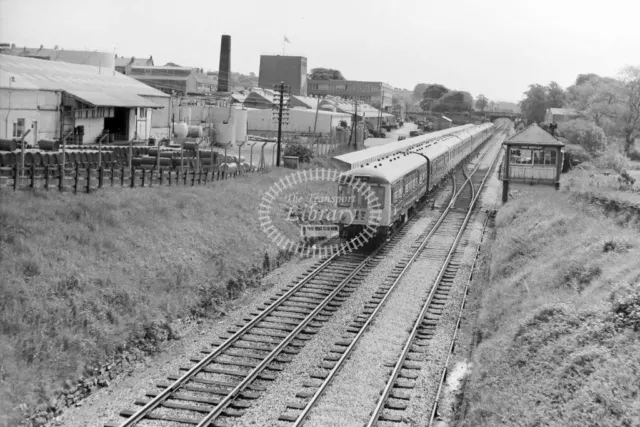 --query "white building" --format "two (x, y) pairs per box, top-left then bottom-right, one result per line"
(0, 54), (169, 145)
